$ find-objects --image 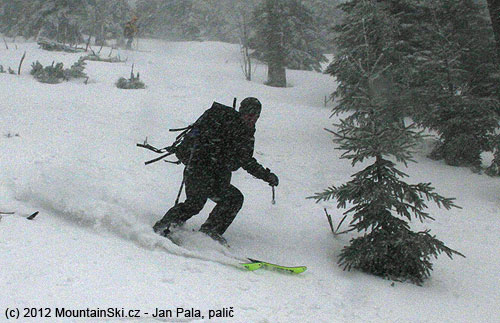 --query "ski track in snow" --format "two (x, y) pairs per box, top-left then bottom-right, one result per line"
(1, 39), (500, 322)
